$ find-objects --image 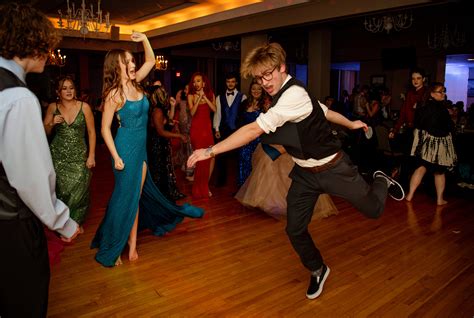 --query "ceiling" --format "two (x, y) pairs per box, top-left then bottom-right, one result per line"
(33, 0), (195, 25)
(29, 0), (310, 38)
(22, 0), (470, 54)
